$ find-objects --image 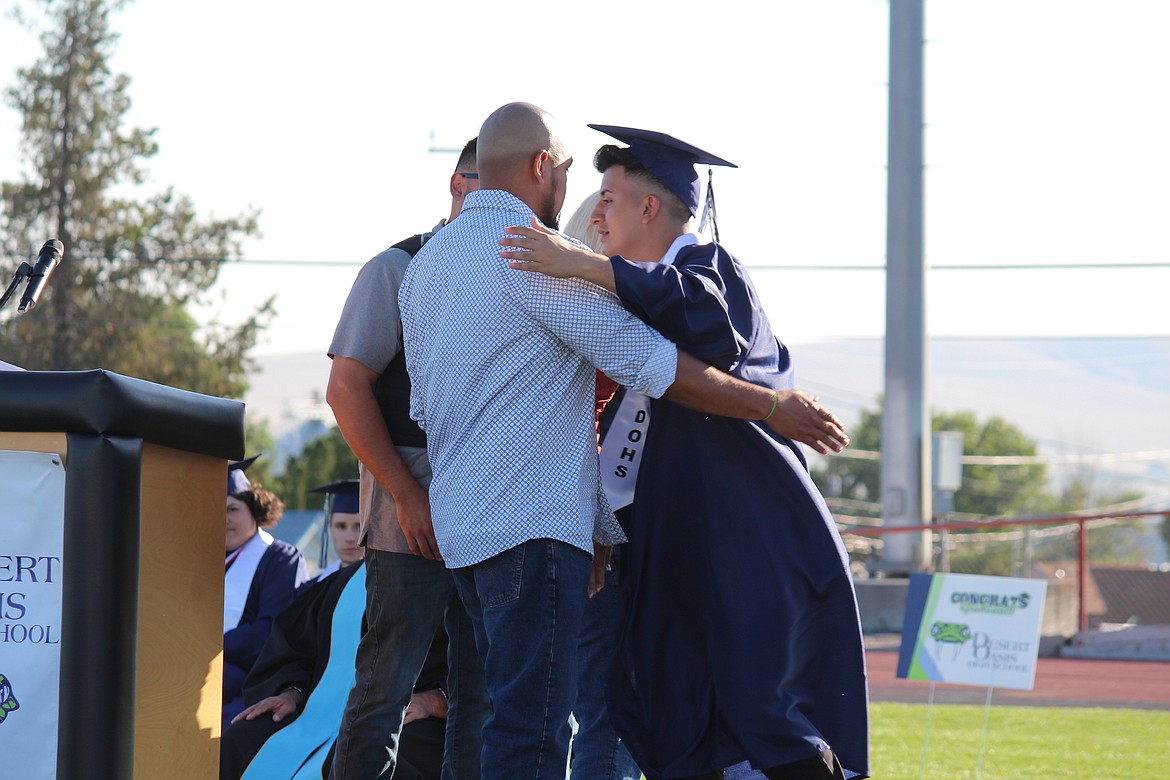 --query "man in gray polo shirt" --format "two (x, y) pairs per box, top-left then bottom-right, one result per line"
(325, 138), (489, 780)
